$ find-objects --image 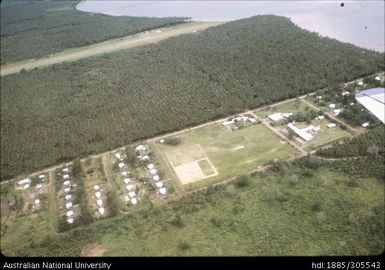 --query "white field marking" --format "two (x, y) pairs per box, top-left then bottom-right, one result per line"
(196, 157), (219, 178)
(174, 161), (205, 185)
(231, 145), (245, 151)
